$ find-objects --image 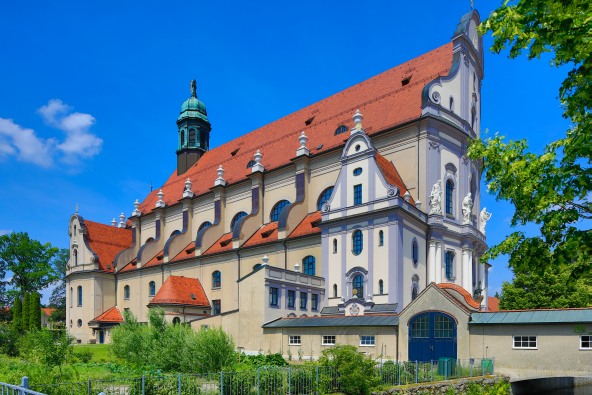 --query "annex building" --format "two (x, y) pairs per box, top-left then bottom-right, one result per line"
(65, 11), (592, 378)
